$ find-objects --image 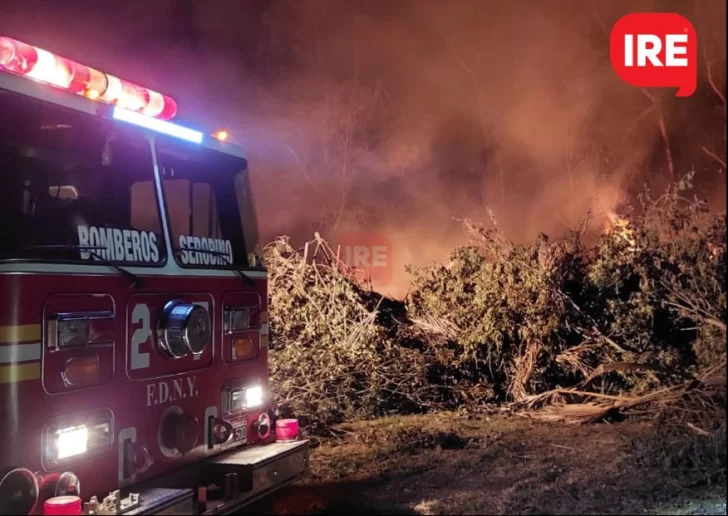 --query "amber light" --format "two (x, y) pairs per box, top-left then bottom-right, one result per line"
(232, 337), (257, 360)
(62, 355), (100, 387)
(213, 130), (229, 141)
